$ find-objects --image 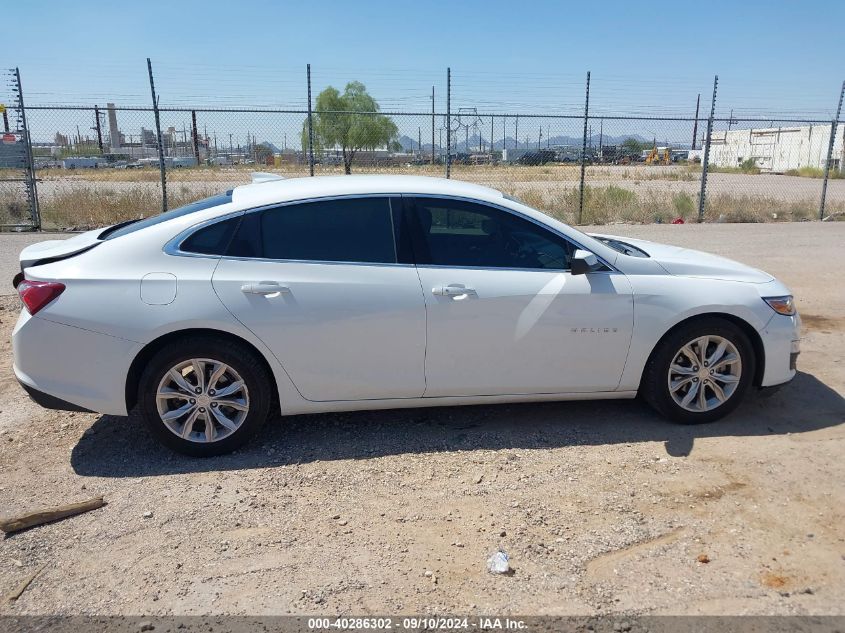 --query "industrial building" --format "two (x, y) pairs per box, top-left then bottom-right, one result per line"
(708, 123), (844, 173)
